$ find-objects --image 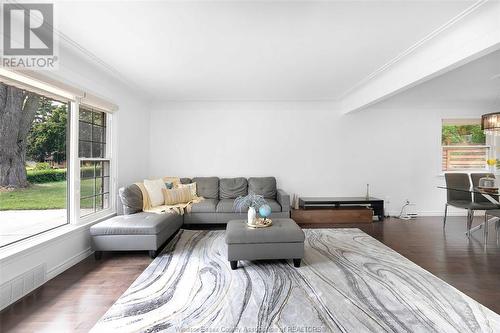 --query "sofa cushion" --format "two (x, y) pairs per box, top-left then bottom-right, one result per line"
(248, 177), (277, 198)
(180, 177), (192, 184)
(90, 212), (180, 236)
(220, 178), (248, 199)
(217, 198), (281, 213)
(190, 198), (218, 213)
(217, 199), (243, 213)
(119, 184), (143, 215)
(192, 177), (219, 199)
(262, 199), (282, 213)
